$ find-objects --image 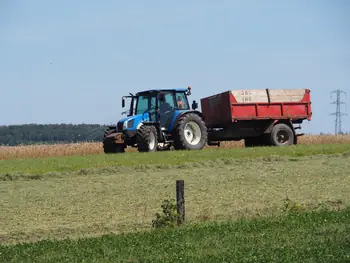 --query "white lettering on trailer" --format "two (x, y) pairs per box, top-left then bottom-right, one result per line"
(240, 90), (253, 102)
(231, 89), (306, 103)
